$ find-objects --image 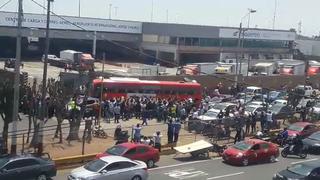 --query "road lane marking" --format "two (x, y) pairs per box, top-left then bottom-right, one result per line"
(207, 172), (244, 180)
(165, 168), (208, 179)
(291, 158), (318, 165)
(150, 157), (222, 171)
